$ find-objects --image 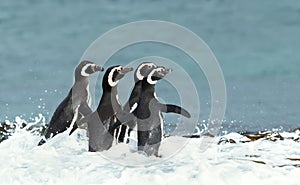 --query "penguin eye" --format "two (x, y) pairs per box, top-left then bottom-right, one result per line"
(117, 67), (122, 72)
